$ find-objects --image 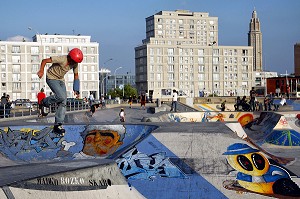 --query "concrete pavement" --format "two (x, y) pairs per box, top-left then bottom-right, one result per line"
(0, 102), (300, 198)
